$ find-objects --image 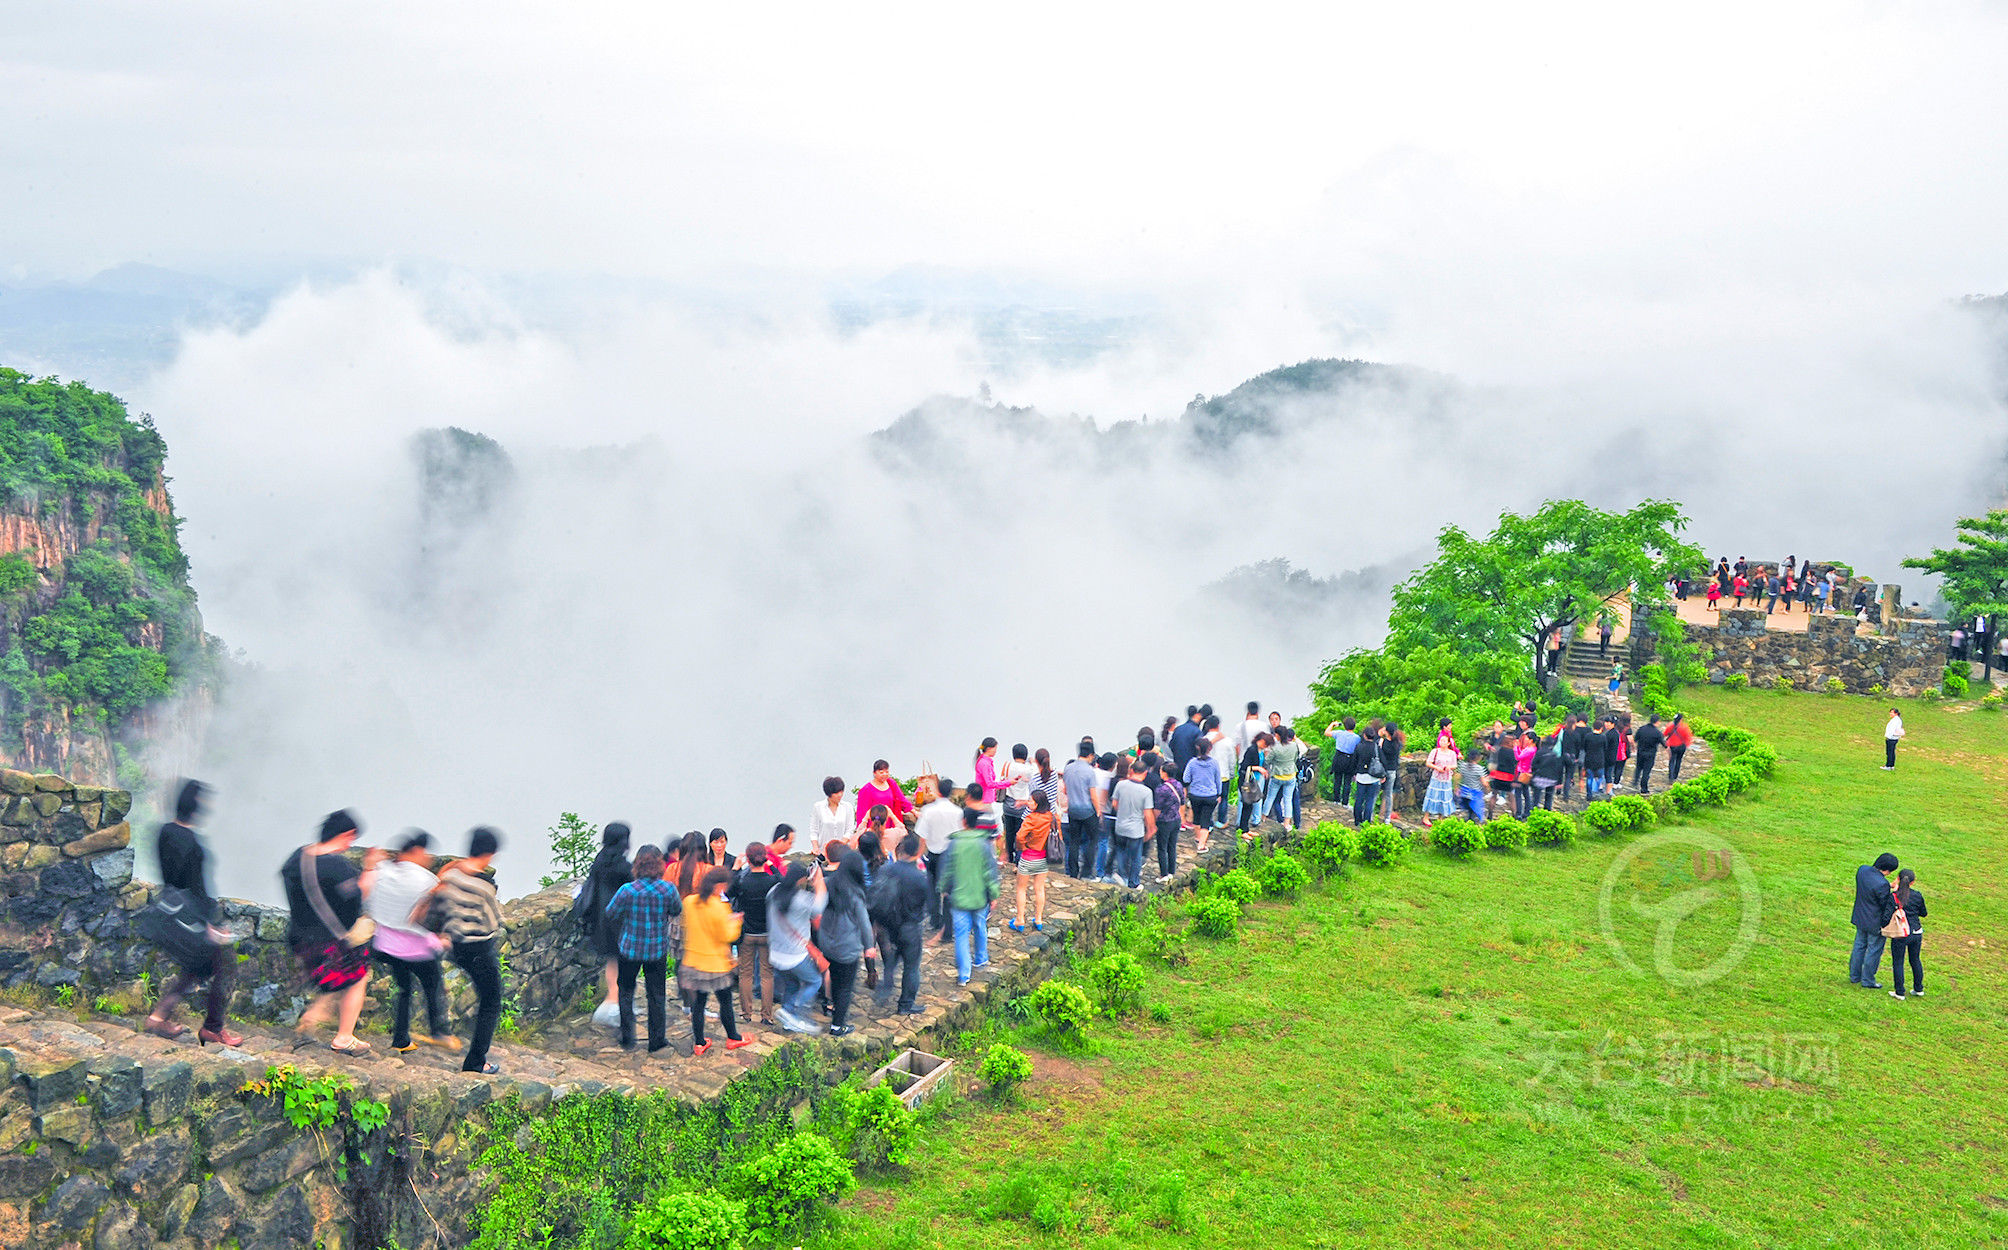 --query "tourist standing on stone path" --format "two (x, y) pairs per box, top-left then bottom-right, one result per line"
(1547, 631), (1565, 673)
(1849, 852), (1900, 989)
(1064, 743), (1104, 876)
(437, 827), (506, 1073)
(1664, 714), (1694, 782)
(1889, 868), (1927, 1000)
(671, 831), (706, 1006)
(1531, 729), (1563, 810)
(1111, 757), (1157, 886)
(681, 868), (752, 1055)
(1378, 723), (1406, 823)
(854, 761), (915, 834)
(818, 849), (878, 1037)
(281, 809), (375, 1057)
(706, 829), (736, 871)
(1094, 754), (1119, 879)
(1234, 733), (1271, 836)
(1560, 713), (1587, 801)
(1326, 717), (1360, 806)
(728, 842), (778, 1026)
(1608, 715), (1630, 787)
(1781, 561), (1797, 611)
(1236, 703), (1265, 766)
(808, 776), (852, 855)
(1030, 748), (1065, 871)
(1732, 572), (1748, 608)
(1705, 579), (1722, 611)
(604, 844), (680, 1054)
(1421, 737), (1458, 826)
(1599, 616), (1614, 658)
(941, 805), (1000, 985)
(1263, 727), (1303, 831)
(1764, 570), (1782, 614)
(1182, 737), (1223, 852)
(1581, 717), (1610, 799)
(1510, 730), (1536, 820)
(1000, 744), (1037, 865)
(1884, 708), (1905, 769)
(1170, 705), (1205, 775)
(875, 835), (931, 1015)
(147, 779), (244, 1047)
(768, 863), (827, 1033)
(1608, 661), (1625, 693)
(913, 779), (959, 937)
(1202, 716), (1233, 832)
(1352, 722), (1386, 826)
(855, 818), (892, 992)
(1457, 748), (1488, 822)
(579, 822), (633, 1029)
(1010, 790), (1055, 929)
(1632, 716), (1665, 794)
(1149, 753), (1187, 880)
(370, 831), (458, 1055)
